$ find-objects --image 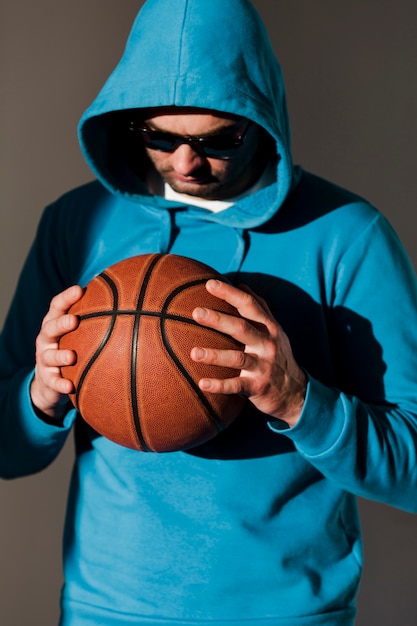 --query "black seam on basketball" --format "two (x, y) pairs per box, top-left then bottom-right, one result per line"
(130, 254), (163, 452)
(160, 278), (225, 433)
(75, 272), (119, 415)
(78, 310), (203, 325)
(78, 310), (233, 343)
